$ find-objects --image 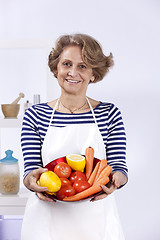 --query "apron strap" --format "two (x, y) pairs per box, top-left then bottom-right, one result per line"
(48, 99), (60, 127)
(86, 97), (99, 127)
(48, 97), (99, 128)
